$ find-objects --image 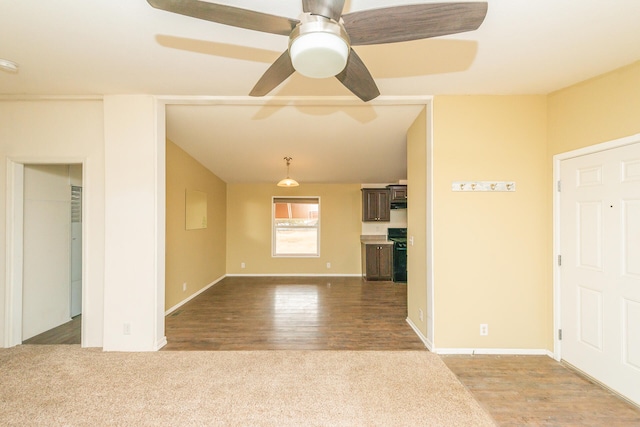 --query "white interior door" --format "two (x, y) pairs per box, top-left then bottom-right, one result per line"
(560, 141), (640, 405)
